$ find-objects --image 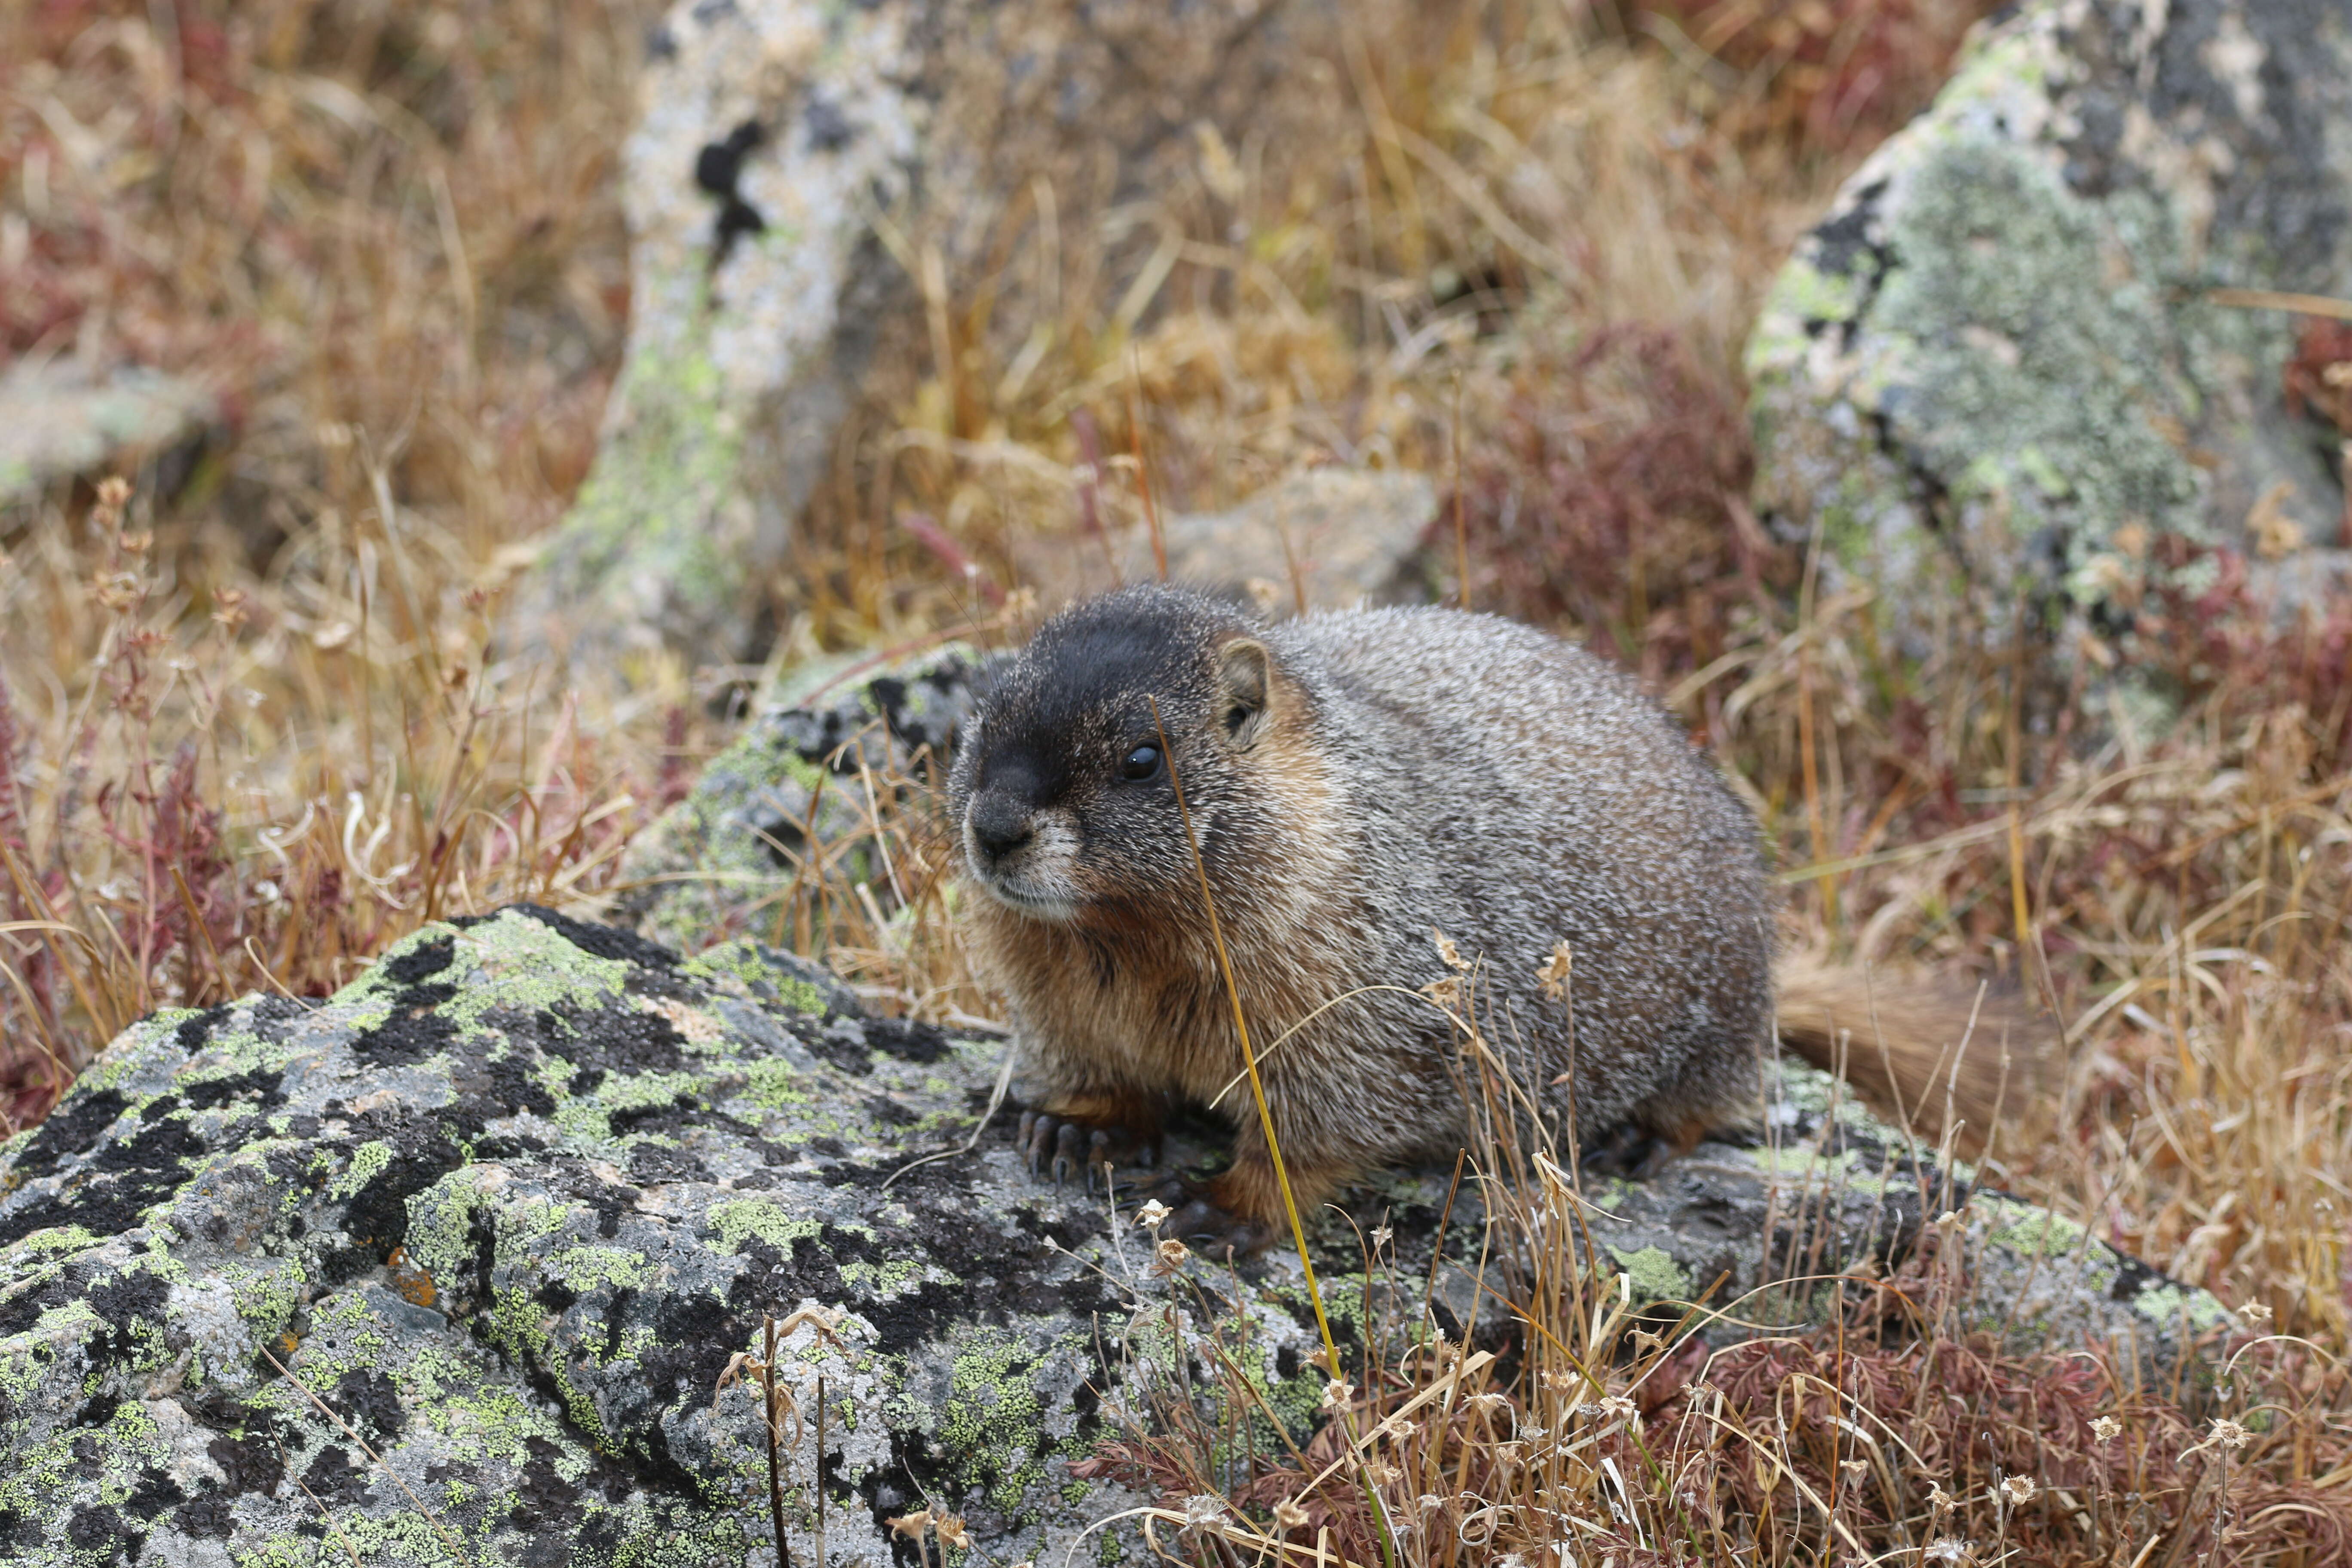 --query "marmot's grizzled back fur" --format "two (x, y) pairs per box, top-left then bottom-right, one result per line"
(948, 584), (2043, 1248)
